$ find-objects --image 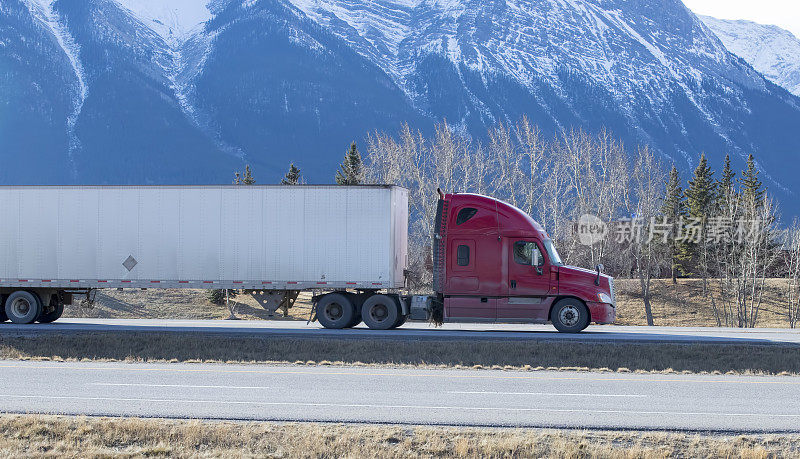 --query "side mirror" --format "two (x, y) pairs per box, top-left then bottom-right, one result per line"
(595, 264), (604, 286)
(533, 251), (543, 275)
